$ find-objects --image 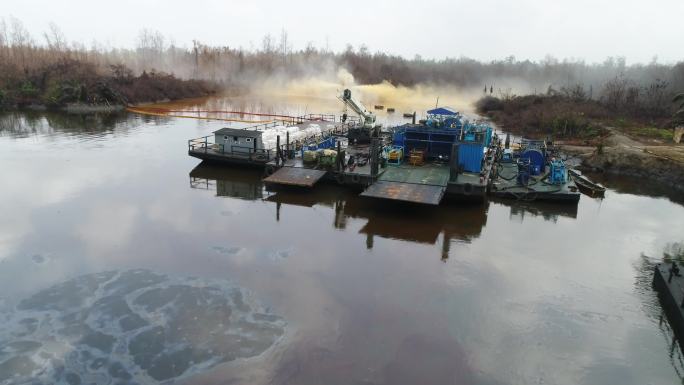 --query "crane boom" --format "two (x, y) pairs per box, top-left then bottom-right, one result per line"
(339, 89), (377, 128)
